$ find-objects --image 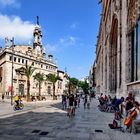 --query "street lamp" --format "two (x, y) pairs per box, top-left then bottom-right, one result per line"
(10, 37), (14, 105)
